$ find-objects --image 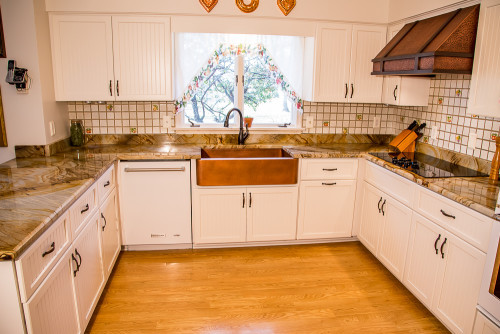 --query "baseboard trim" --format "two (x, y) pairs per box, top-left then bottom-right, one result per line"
(192, 237), (358, 249)
(122, 243), (193, 251)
